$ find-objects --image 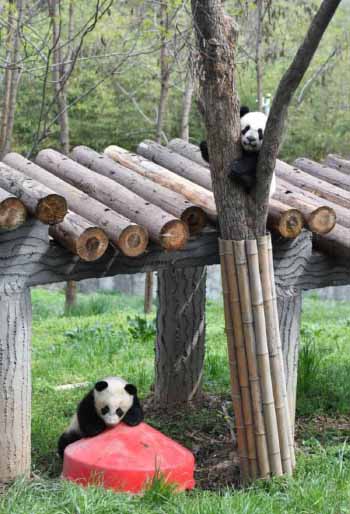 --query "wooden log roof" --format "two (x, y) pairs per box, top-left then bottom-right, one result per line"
(0, 140), (350, 265)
